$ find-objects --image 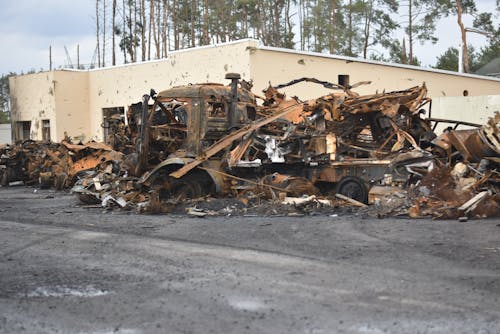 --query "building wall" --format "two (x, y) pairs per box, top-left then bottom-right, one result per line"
(9, 72), (57, 140)
(54, 71), (90, 141)
(249, 47), (500, 101)
(431, 95), (500, 133)
(9, 39), (500, 143)
(0, 124), (11, 144)
(87, 40), (253, 140)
